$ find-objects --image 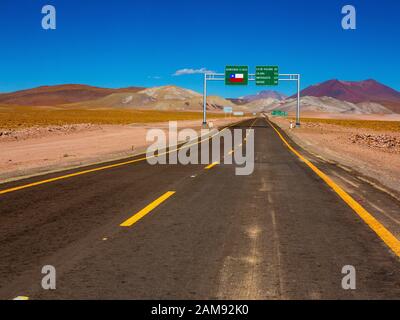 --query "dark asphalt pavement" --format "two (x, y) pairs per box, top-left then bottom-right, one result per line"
(0, 117), (399, 299)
